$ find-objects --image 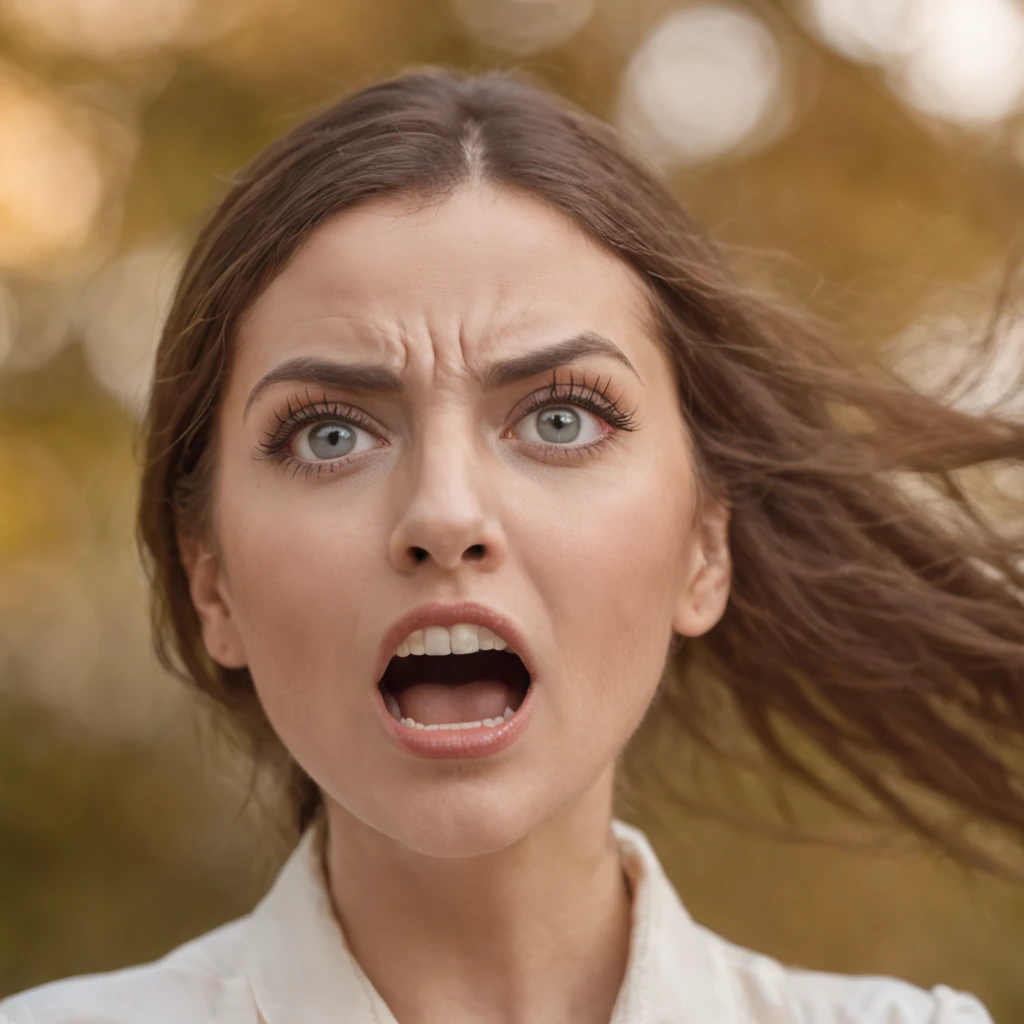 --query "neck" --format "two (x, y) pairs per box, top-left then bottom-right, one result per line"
(322, 772), (634, 1024)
